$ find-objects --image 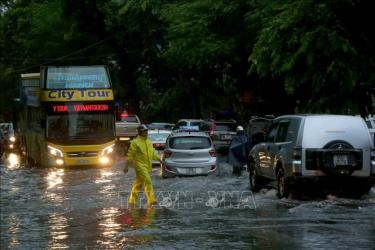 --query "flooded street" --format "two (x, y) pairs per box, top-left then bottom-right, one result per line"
(1, 155), (375, 249)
